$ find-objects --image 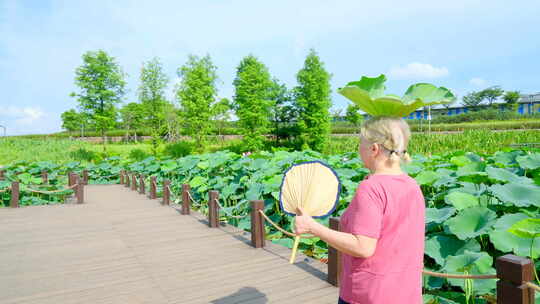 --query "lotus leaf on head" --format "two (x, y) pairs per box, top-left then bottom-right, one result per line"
(337, 74), (456, 117)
